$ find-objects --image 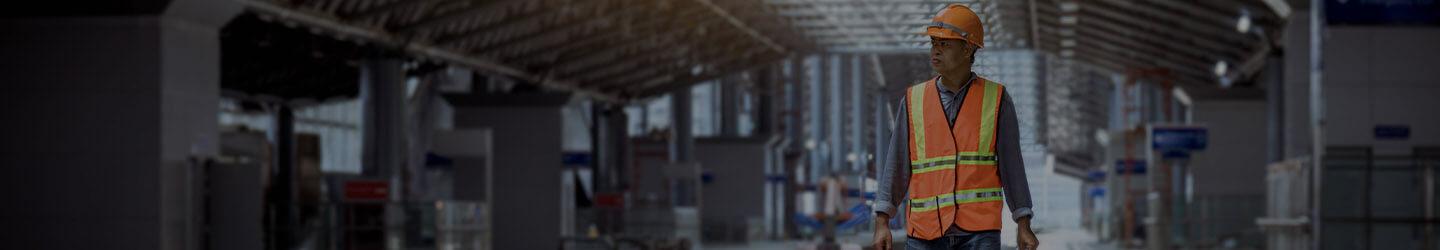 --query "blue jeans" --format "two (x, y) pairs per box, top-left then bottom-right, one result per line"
(905, 231), (1000, 250)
